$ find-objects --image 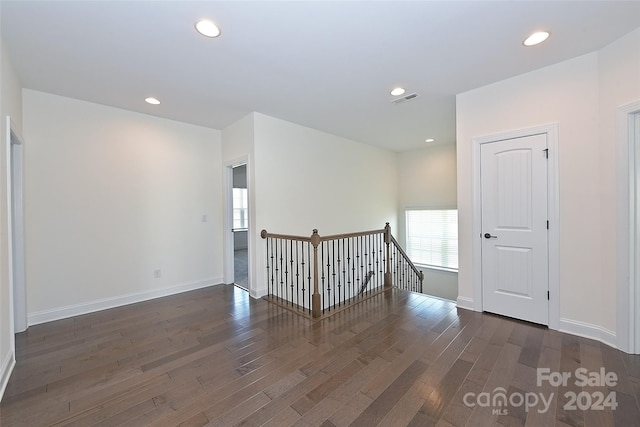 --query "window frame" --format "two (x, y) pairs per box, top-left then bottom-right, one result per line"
(404, 207), (459, 272)
(232, 187), (249, 231)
